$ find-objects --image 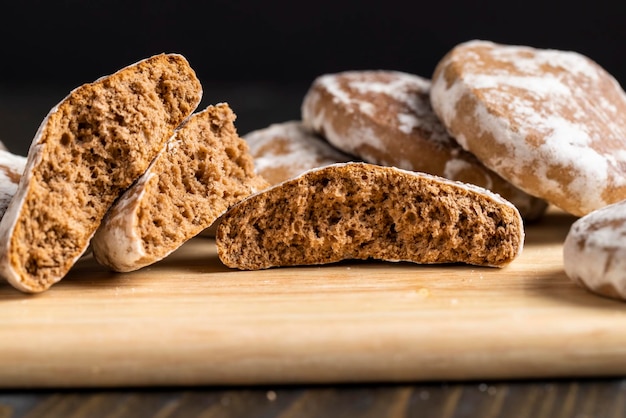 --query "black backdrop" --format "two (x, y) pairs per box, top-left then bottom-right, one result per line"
(2, 0), (625, 85)
(1, 0), (625, 153)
